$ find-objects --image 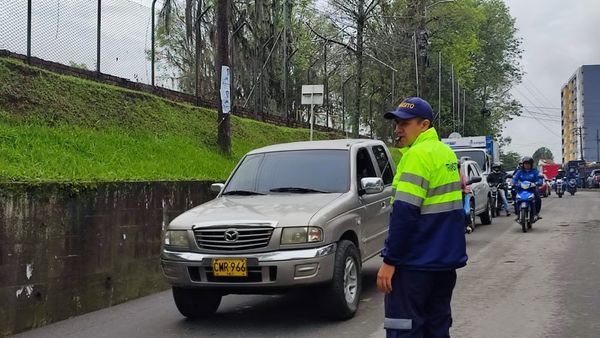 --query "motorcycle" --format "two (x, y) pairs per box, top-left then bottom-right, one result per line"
(516, 180), (537, 233)
(567, 178), (577, 196)
(555, 178), (564, 198)
(490, 183), (507, 217)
